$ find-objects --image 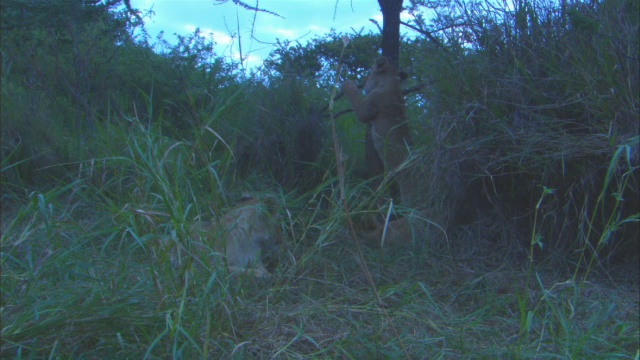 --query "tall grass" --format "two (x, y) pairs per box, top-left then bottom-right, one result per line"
(2, 99), (637, 359)
(403, 0), (639, 264)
